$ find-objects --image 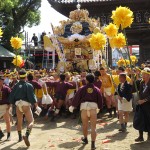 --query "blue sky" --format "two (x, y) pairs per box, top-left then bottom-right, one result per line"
(25, 0), (67, 40)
